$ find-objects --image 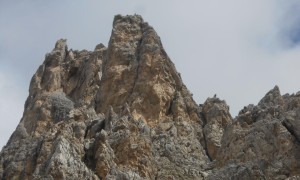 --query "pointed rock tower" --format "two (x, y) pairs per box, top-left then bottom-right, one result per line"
(0, 15), (212, 180)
